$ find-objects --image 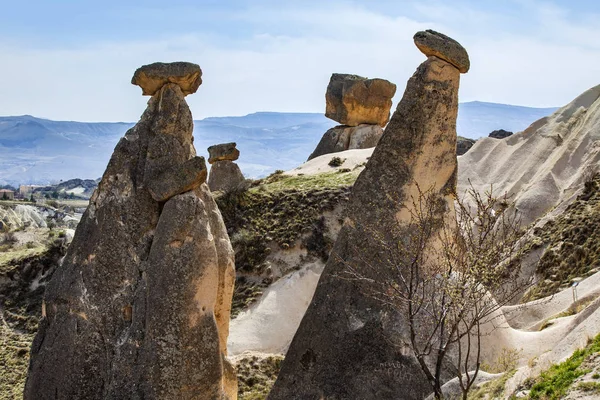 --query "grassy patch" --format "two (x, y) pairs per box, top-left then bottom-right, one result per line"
(468, 369), (516, 399)
(237, 354), (284, 400)
(0, 324), (34, 400)
(576, 381), (600, 393)
(528, 333), (600, 399)
(254, 170), (359, 193)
